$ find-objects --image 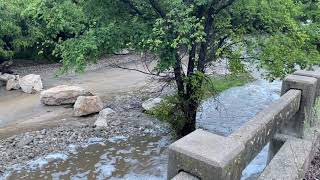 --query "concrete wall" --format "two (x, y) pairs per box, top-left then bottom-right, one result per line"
(167, 70), (320, 180)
